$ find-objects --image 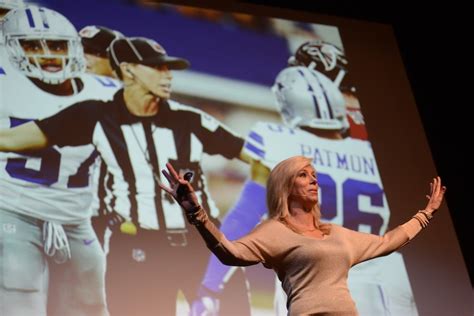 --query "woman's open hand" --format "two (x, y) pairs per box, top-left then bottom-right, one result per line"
(158, 163), (200, 214)
(425, 176), (447, 215)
